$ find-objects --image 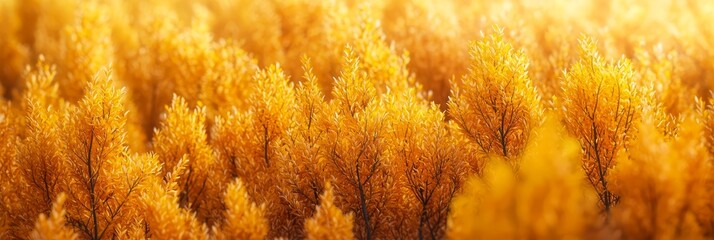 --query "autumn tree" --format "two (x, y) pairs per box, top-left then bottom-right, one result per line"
(305, 182), (354, 240)
(324, 48), (397, 240)
(384, 92), (466, 240)
(448, 29), (542, 163)
(275, 57), (330, 237)
(61, 69), (157, 239)
(140, 156), (208, 240)
(6, 57), (66, 237)
(348, 11), (419, 97)
(559, 38), (641, 211)
(153, 96), (222, 225)
(211, 64), (296, 237)
(447, 116), (597, 239)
